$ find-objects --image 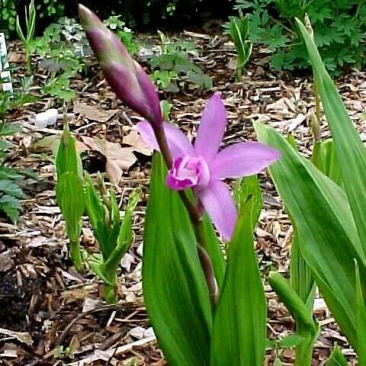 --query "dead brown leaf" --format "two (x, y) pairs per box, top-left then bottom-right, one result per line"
(74, 102), (118, 123)
(123, 130), (154, 156)
(81, 136), (136, 183)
